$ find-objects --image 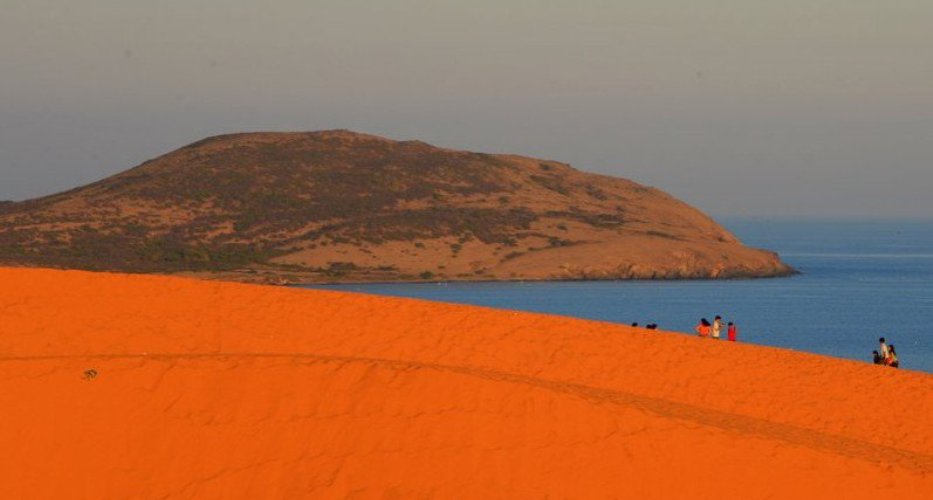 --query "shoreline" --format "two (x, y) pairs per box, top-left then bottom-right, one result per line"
(0, 261), (800, 287)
